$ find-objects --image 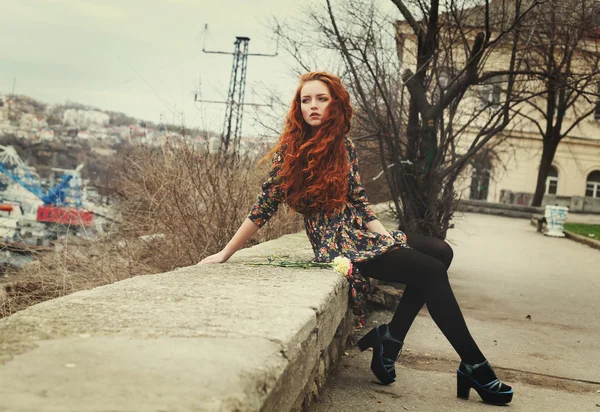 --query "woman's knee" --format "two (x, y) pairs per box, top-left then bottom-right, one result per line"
(407, 233), (454, 269)
(440, 241), (454, 269)
(426, 238), (454, 269)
